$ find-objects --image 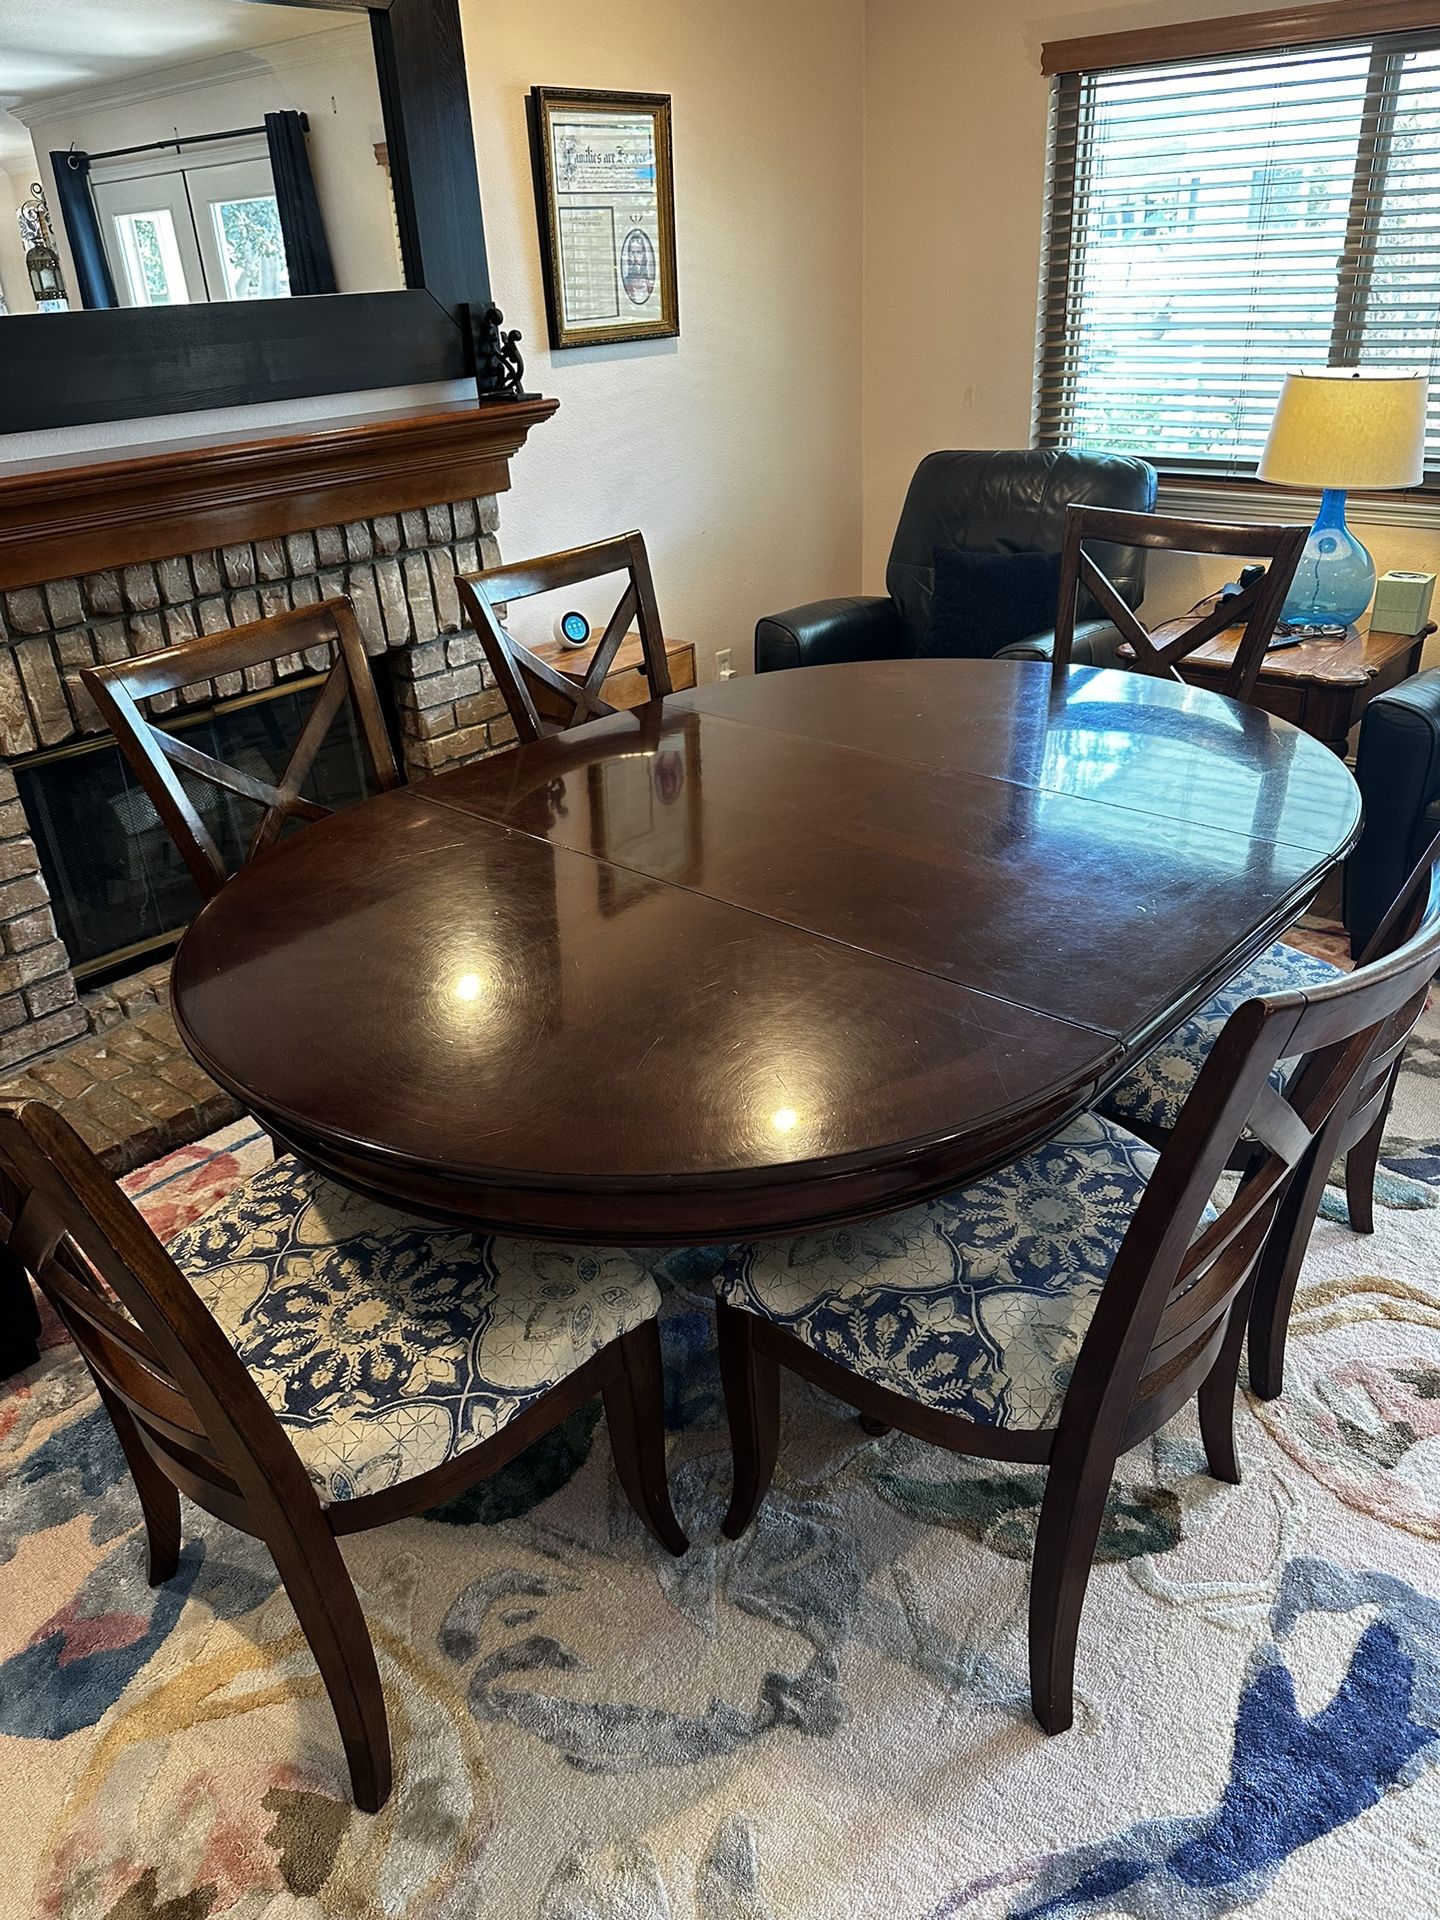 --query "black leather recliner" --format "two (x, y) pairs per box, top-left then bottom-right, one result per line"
(755, 447), (1158, 672)
(1345, 670), (1440, 956)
